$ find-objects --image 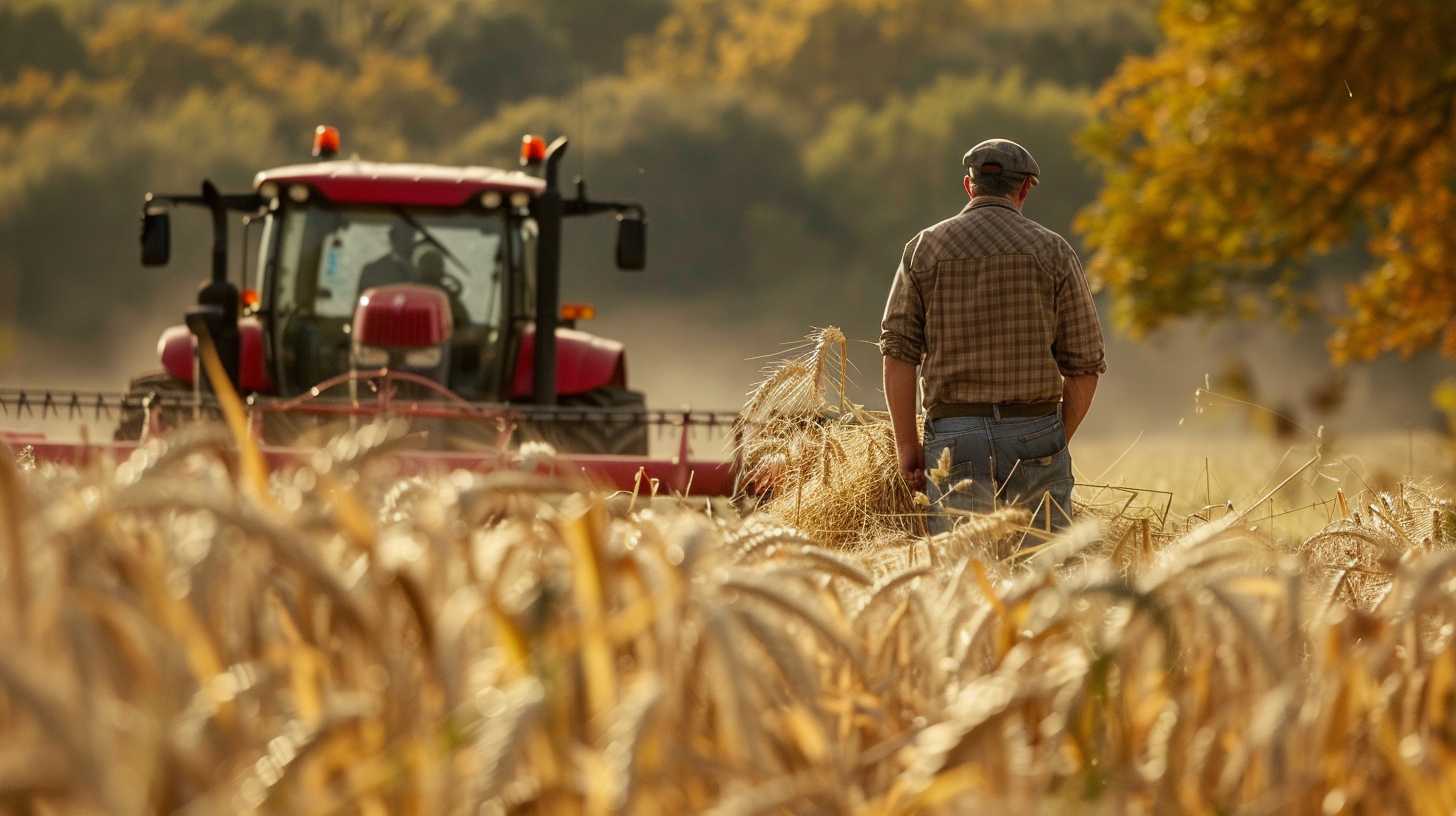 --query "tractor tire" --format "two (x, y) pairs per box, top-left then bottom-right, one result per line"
(113, 373), (192, 442)
(529, 387), (649, 456)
